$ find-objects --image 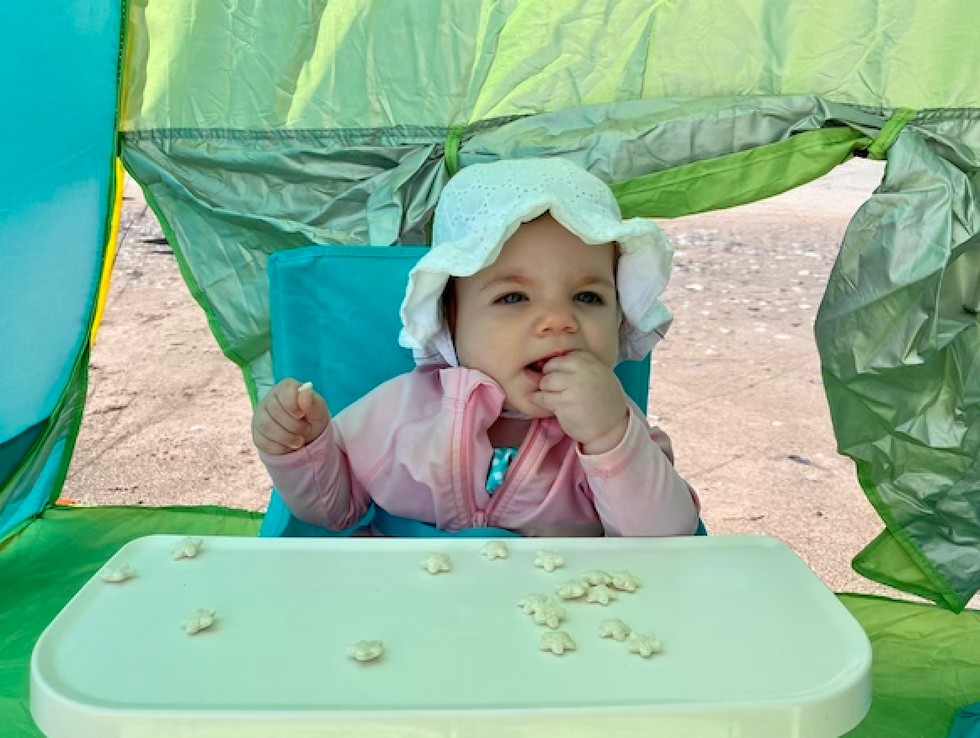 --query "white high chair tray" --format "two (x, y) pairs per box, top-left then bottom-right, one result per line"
(31, 534), (871, 738)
